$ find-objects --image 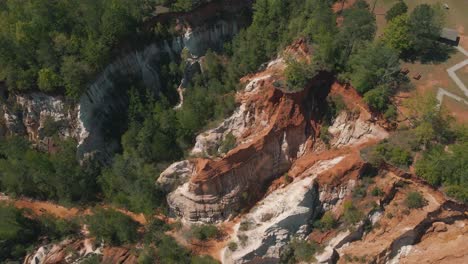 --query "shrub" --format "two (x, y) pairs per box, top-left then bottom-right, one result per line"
(283, 173), (293, 184)
(228, 241), (238, 251)
(157, 235), (191, 263)
(320, 125), (331, 145)
(86, 208), (139, 246)
(384, 105), (398, 121)
(445, 185), (468, 203)
(315, 212), (337, 231)
(405, 192), (427, 209)
(363, 85), (389, 112)
(353, 185), (367, 198)
(388, 147), (412, 167)
(280, 238), (320, 263)
(37, 68), (62, 92)
(385, 1), (408, 21)
(191, 255), (220, 264)
(143, 219), (171, 244)
(219, 132), (236, 154)
(284, 58), (317, 92)
(0, 205), (40, 261)
(386, 212), (394, 219)
(371, 187), (384, 197)
(81, 254), (102, 264)
(42, 116), (62, 137)
(238, 234), (248, 246)
(38, 214), (80, 241)
(239, 221), (254, 231)
(326, 94), (347, 121)
(343, 201), (363, 225)
(191, 224), (220, 241)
